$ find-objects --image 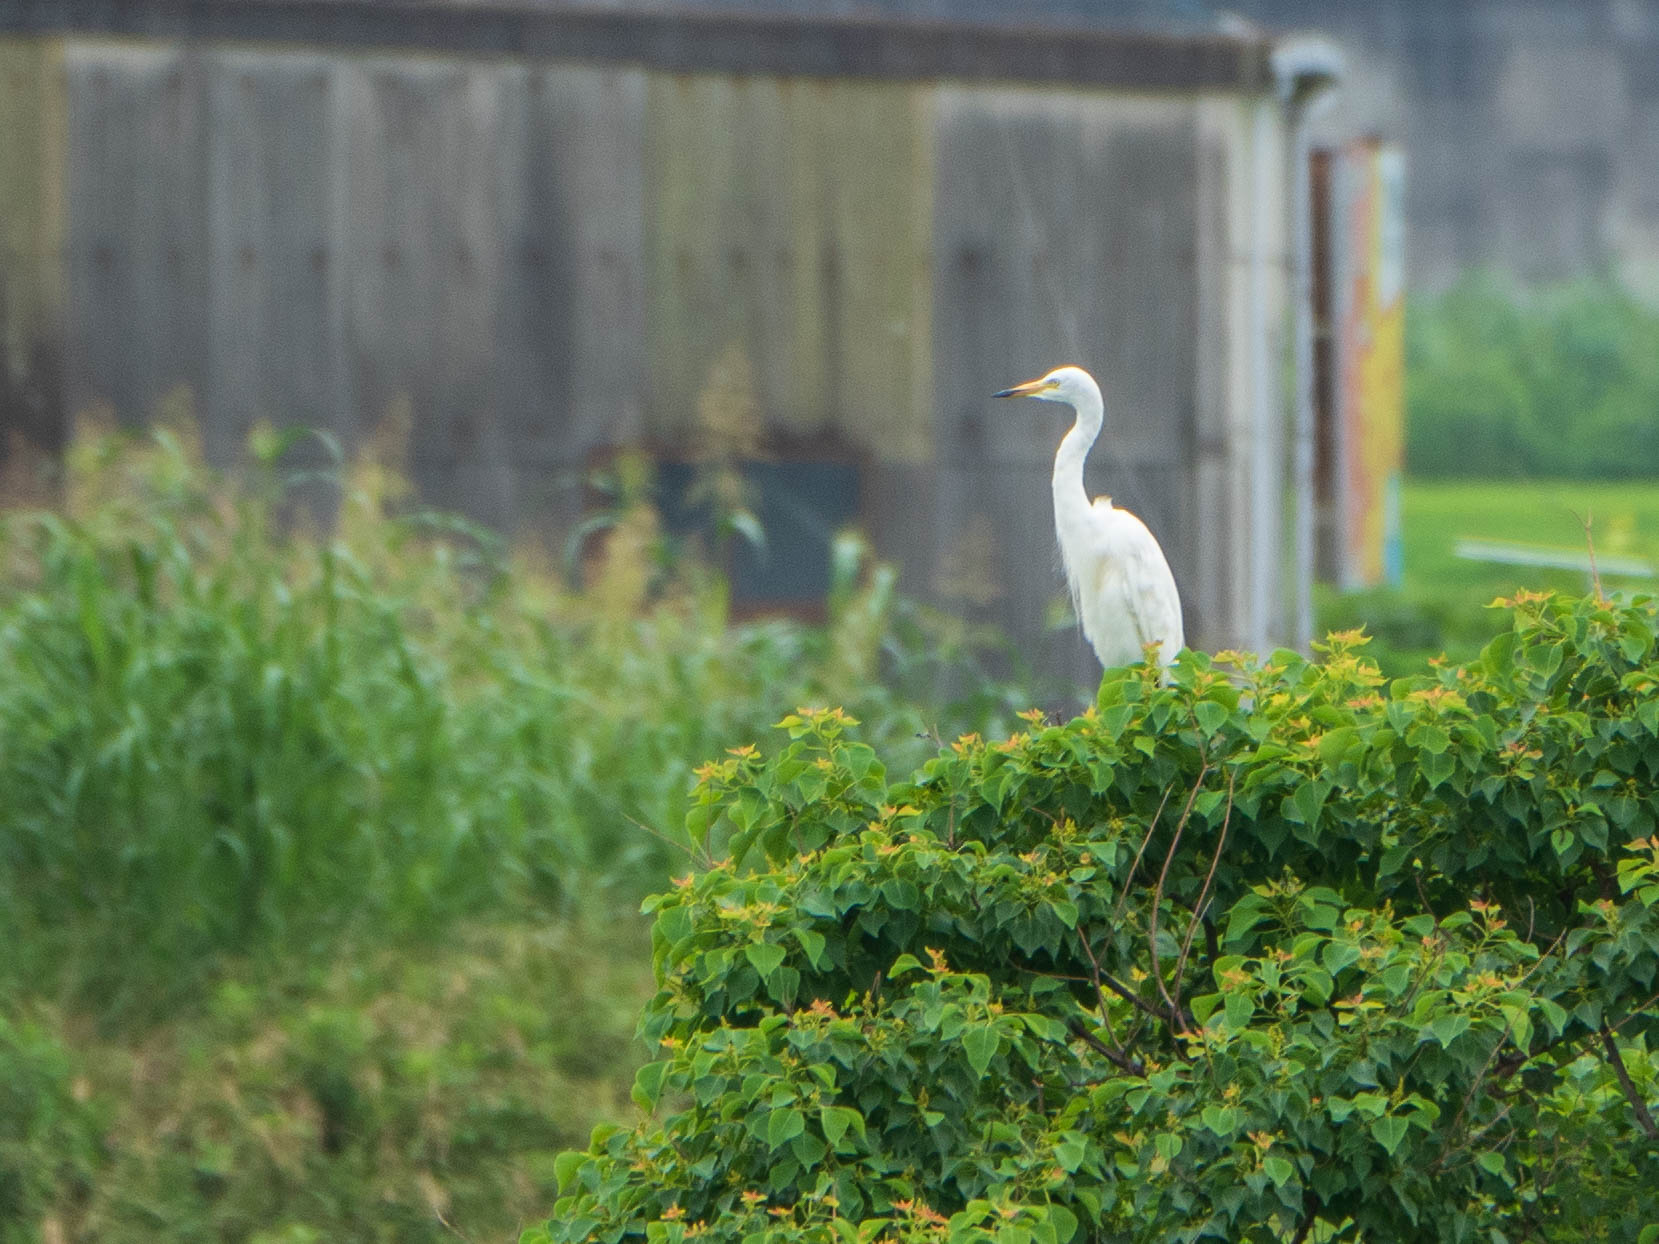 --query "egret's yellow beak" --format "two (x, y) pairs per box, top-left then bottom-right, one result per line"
(992, 377), (1056, 399)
